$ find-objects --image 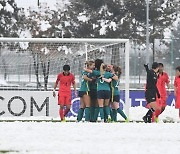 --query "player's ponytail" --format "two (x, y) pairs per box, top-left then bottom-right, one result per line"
(95, 59), (103, 70)
(113, 65), (122, 78)
(100, 63), (107, 75)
